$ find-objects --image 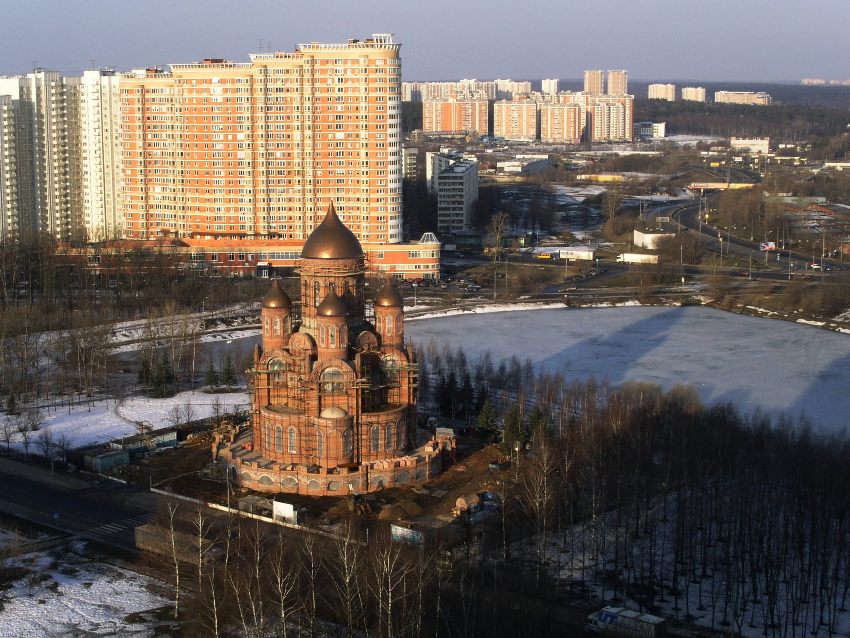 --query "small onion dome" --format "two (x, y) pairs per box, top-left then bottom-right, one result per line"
(374, 277), (404, 308)
(261, 279), (291, 309)
(316, 290), (348, 317)
(320, 406), (348, 419)
(301, 203), (364, 259)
